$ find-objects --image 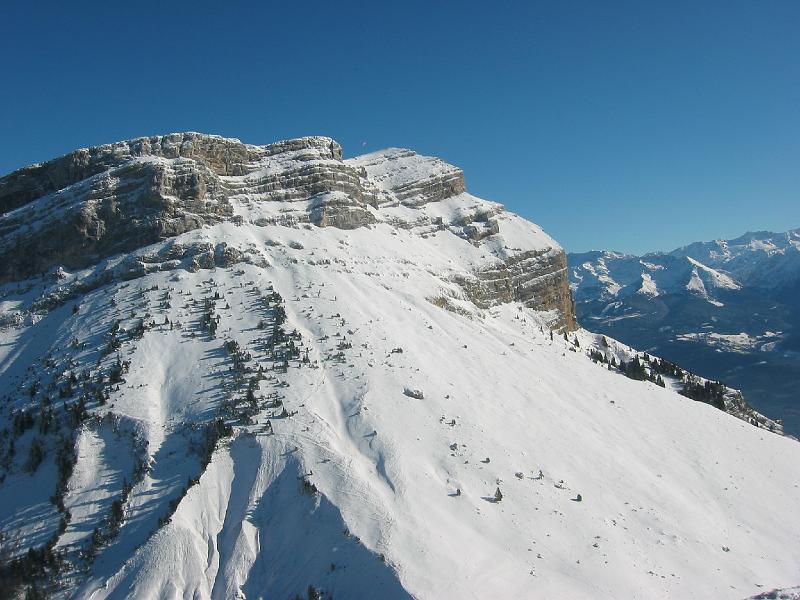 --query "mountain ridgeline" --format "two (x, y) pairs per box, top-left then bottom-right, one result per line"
(0, 133), (575, 329)
(0, 134), (798, 600)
